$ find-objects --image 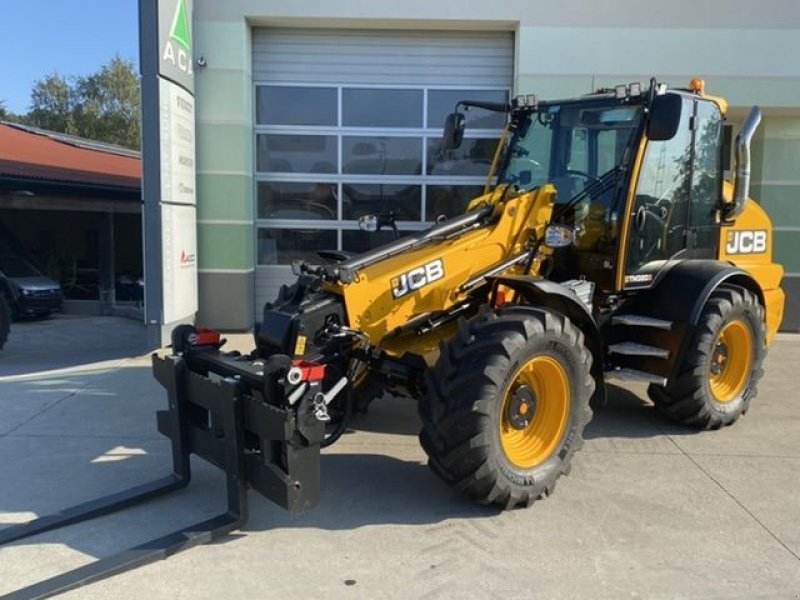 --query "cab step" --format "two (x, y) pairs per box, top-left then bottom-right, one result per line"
(608, 342), (669, 359)
(611, 315), (673, 330)
(606, 368), (668, 387)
